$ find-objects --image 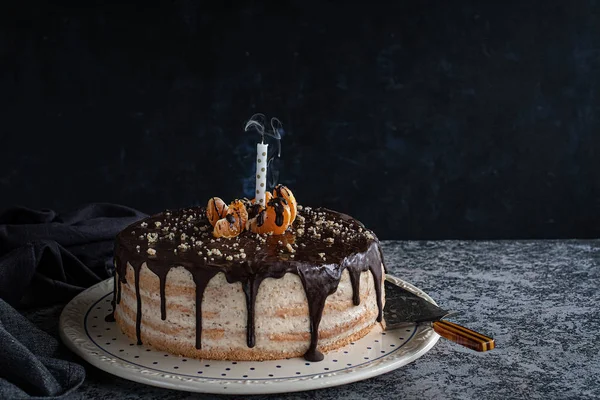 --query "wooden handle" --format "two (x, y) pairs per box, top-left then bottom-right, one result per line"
(432, 320), (495, 352)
